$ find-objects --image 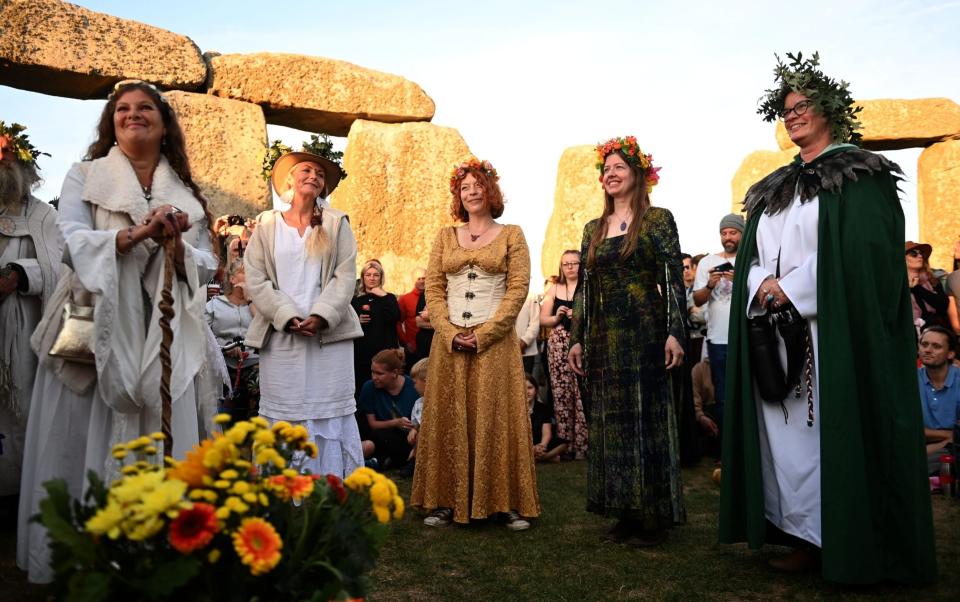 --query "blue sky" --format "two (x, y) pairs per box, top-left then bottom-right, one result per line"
(3, 0), (959, 279)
